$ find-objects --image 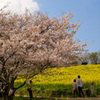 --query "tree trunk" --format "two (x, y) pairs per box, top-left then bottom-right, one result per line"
(2, 94), (14, 100)
(2, 87), (15, 100)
